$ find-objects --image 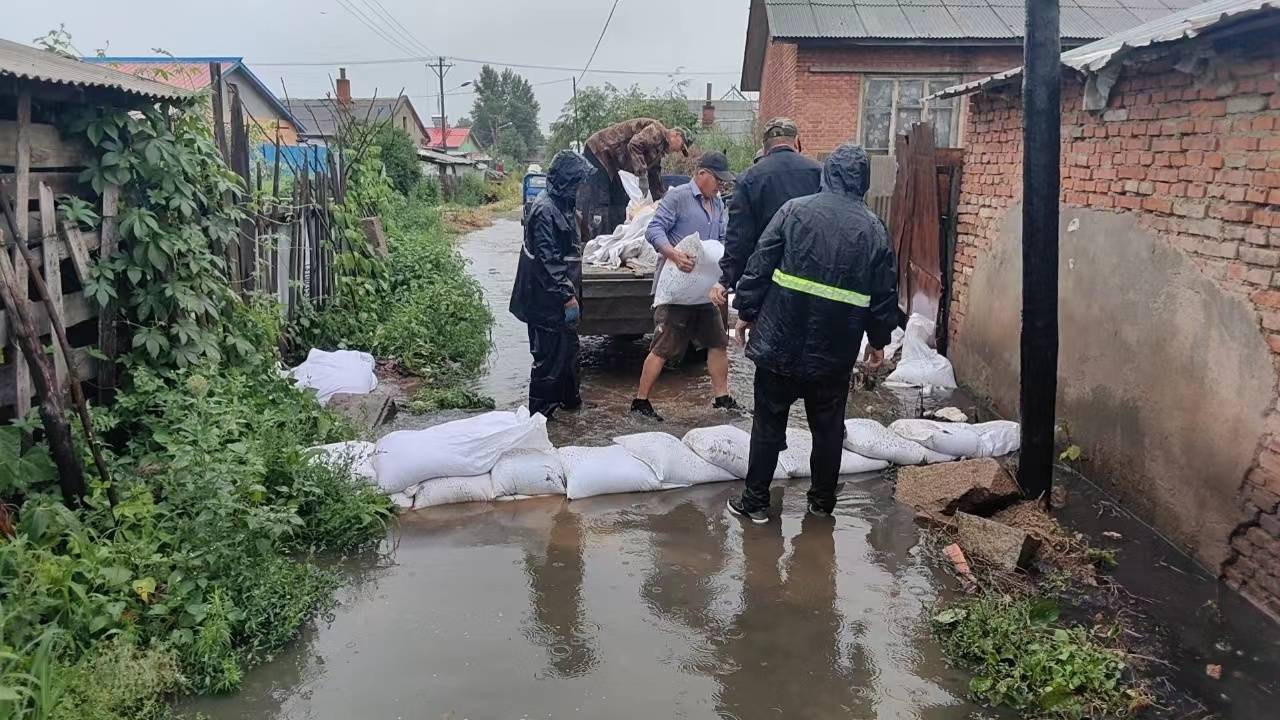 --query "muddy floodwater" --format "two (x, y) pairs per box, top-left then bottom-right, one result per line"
(187, 219), (1280, 719)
